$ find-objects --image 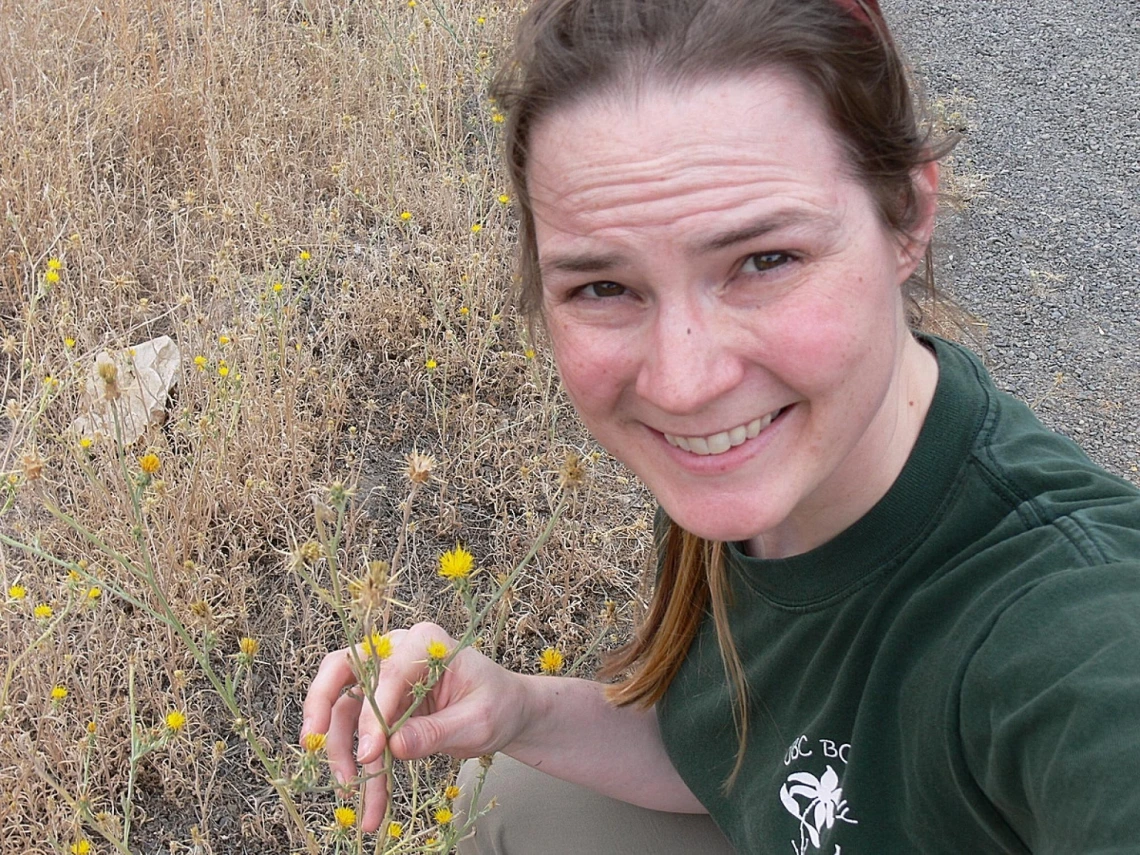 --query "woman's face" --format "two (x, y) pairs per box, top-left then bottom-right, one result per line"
(529, 73), (938, 558)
